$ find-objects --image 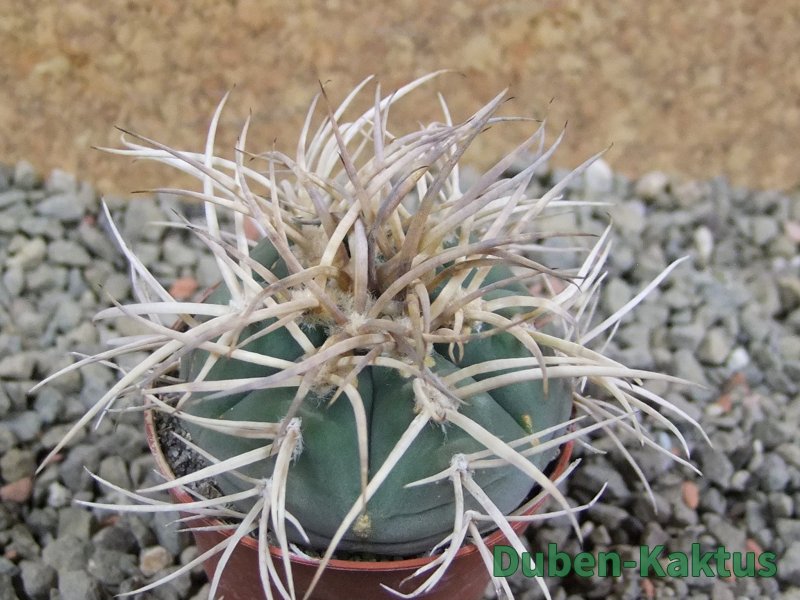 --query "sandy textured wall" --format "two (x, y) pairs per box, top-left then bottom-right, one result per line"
(1, 0), (798, 193)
